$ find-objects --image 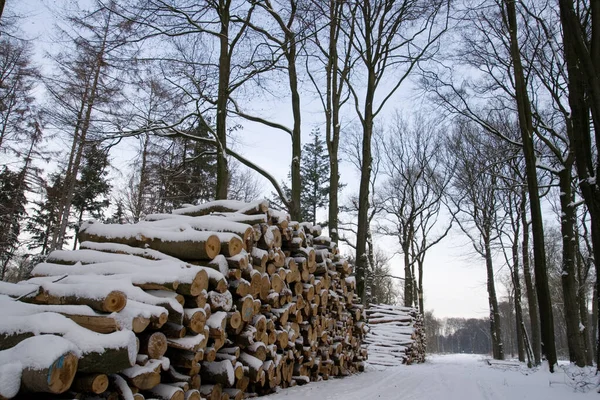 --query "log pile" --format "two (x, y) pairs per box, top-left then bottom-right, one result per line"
(0, 199), (367, 399)
(364, 304), (426, 366)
